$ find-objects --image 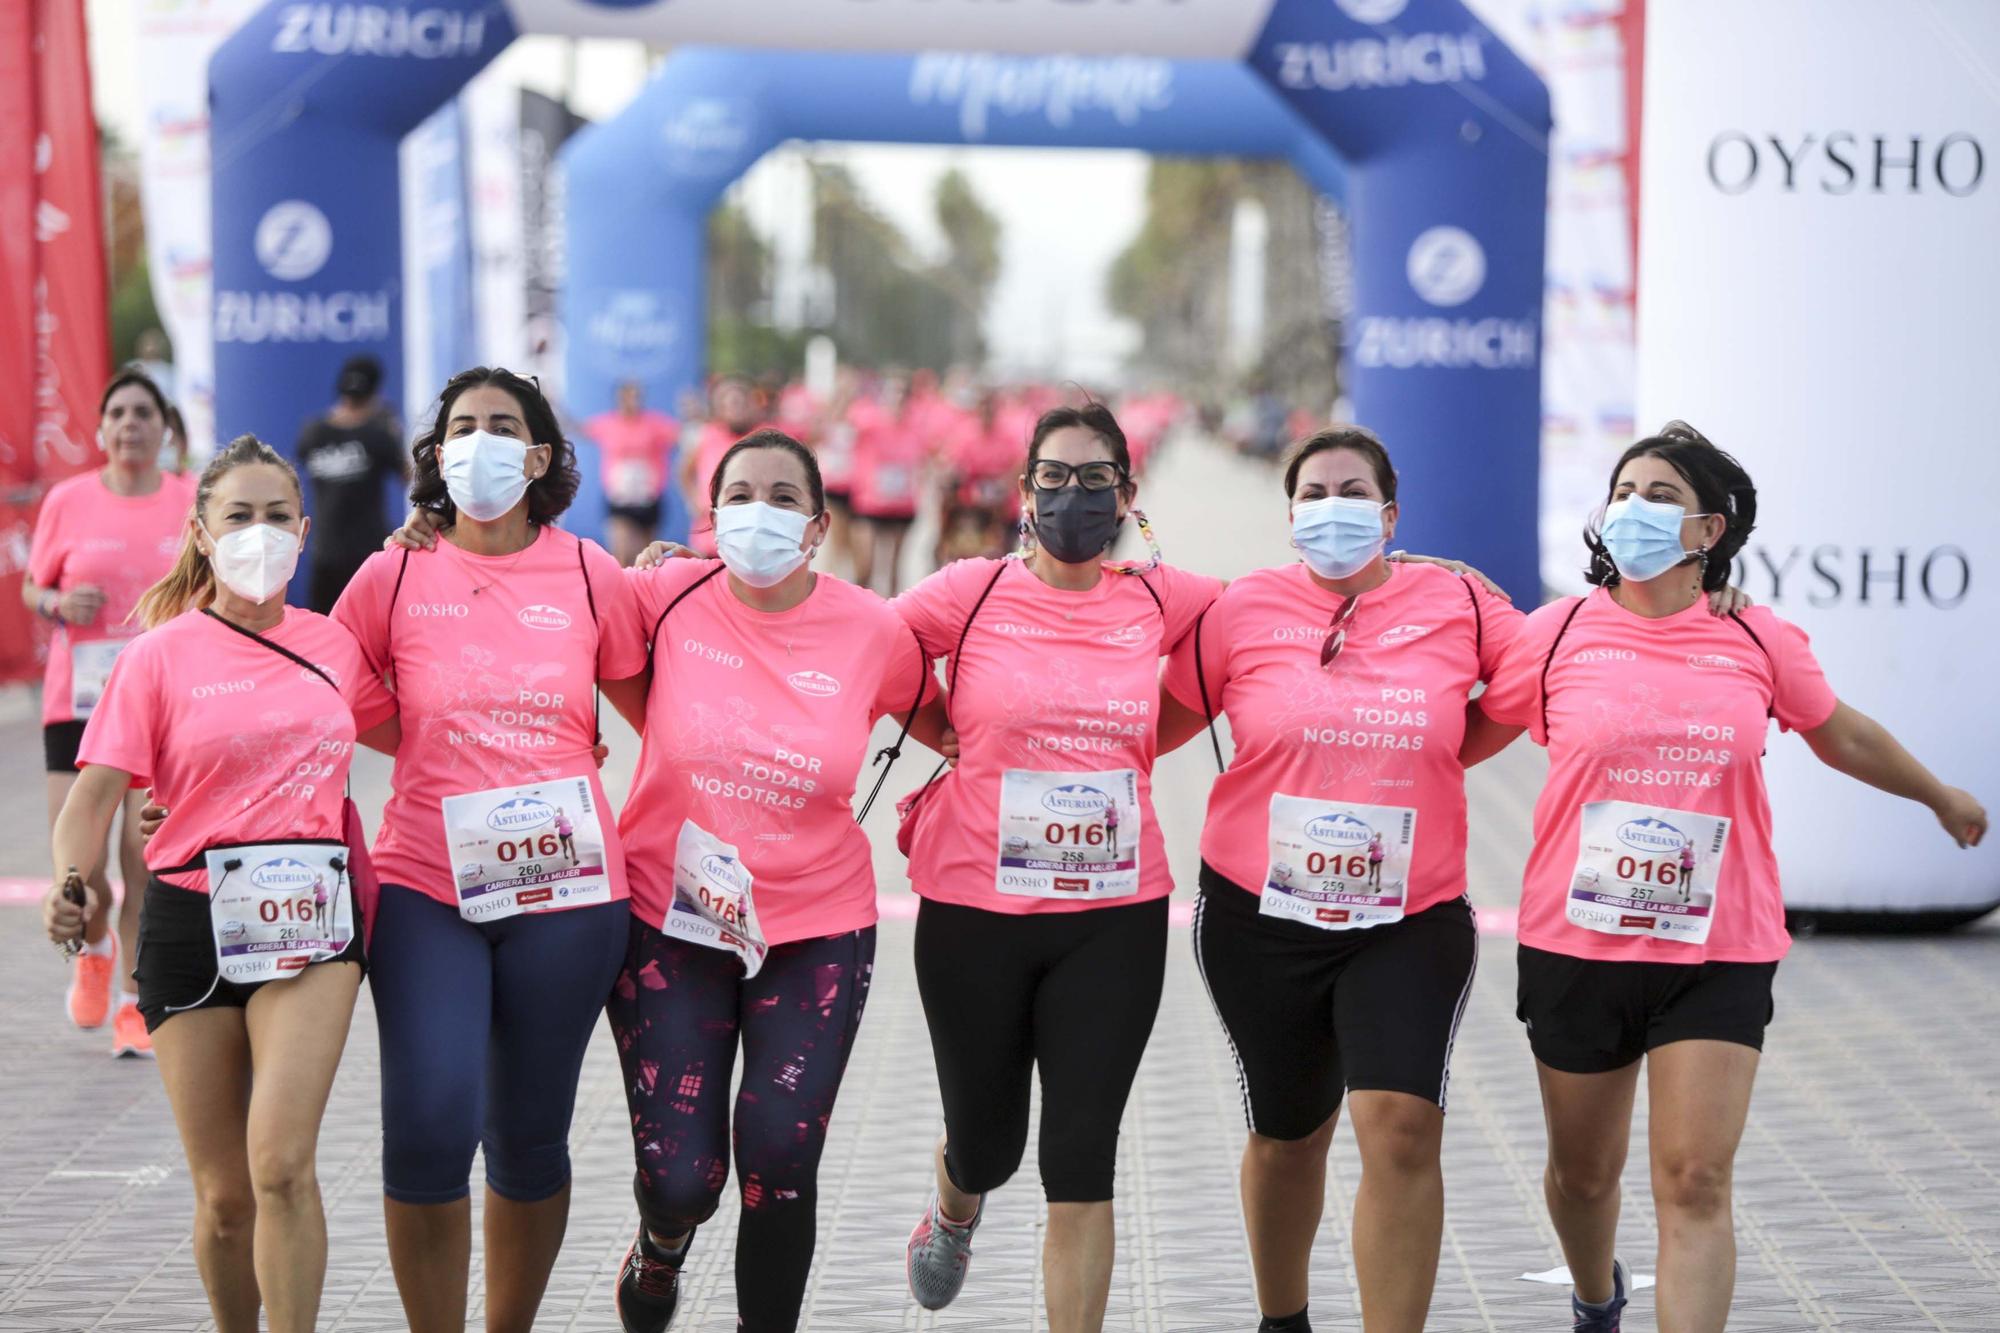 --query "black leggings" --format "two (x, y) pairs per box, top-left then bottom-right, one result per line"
(914, 897), (1169, 1203)
(607, 920), (875, 1333)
